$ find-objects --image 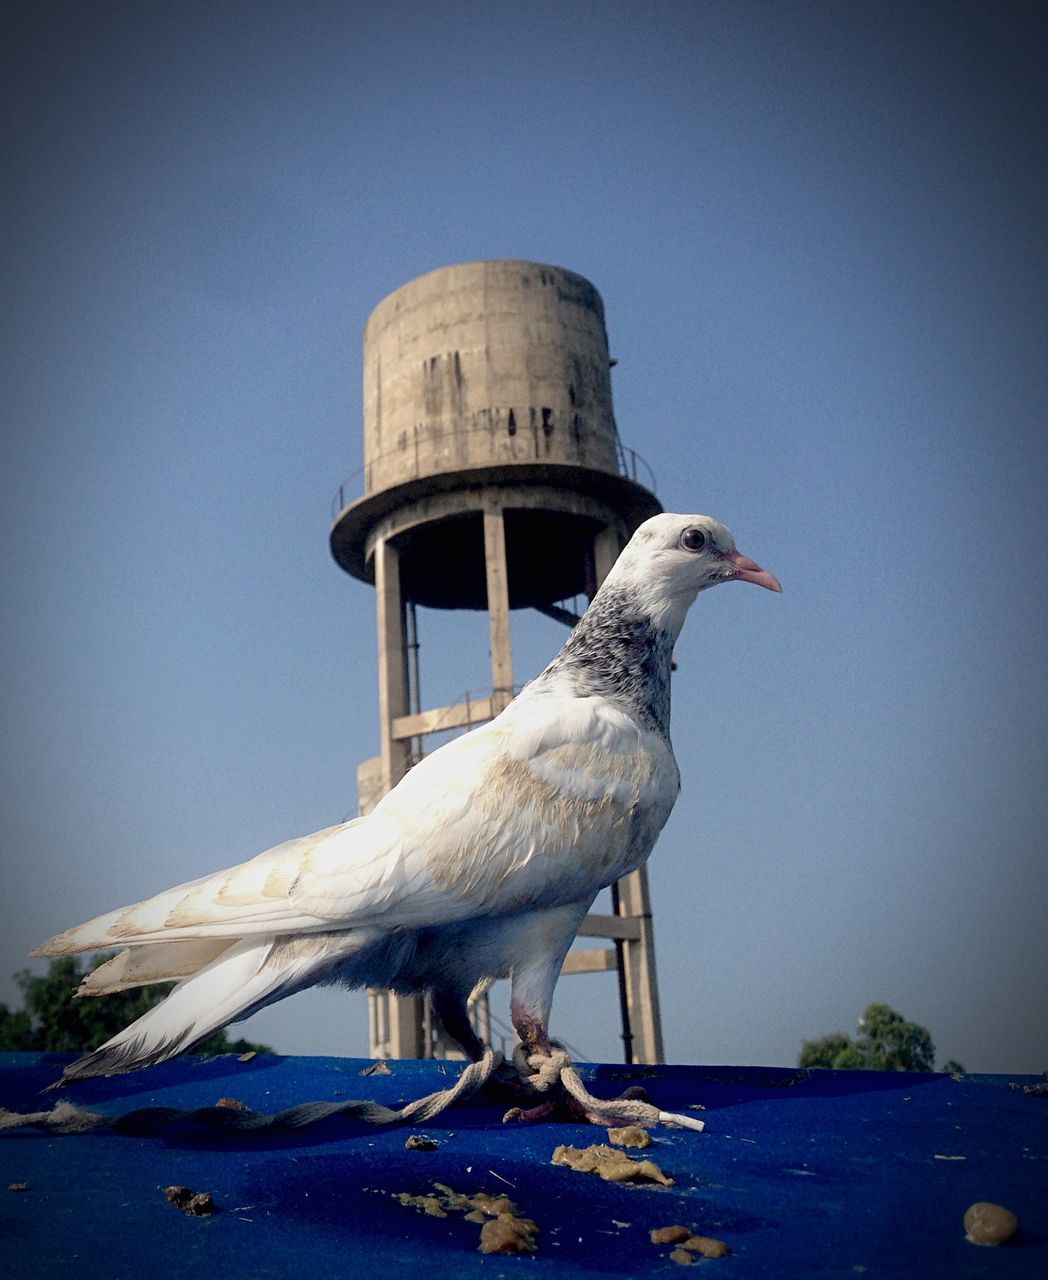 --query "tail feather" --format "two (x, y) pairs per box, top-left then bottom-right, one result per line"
(76, 939), (233, 996)
(57, 934), (340, 1086)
